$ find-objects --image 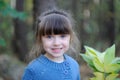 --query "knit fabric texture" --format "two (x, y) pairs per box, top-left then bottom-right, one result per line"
(22, 54), (80, 80)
